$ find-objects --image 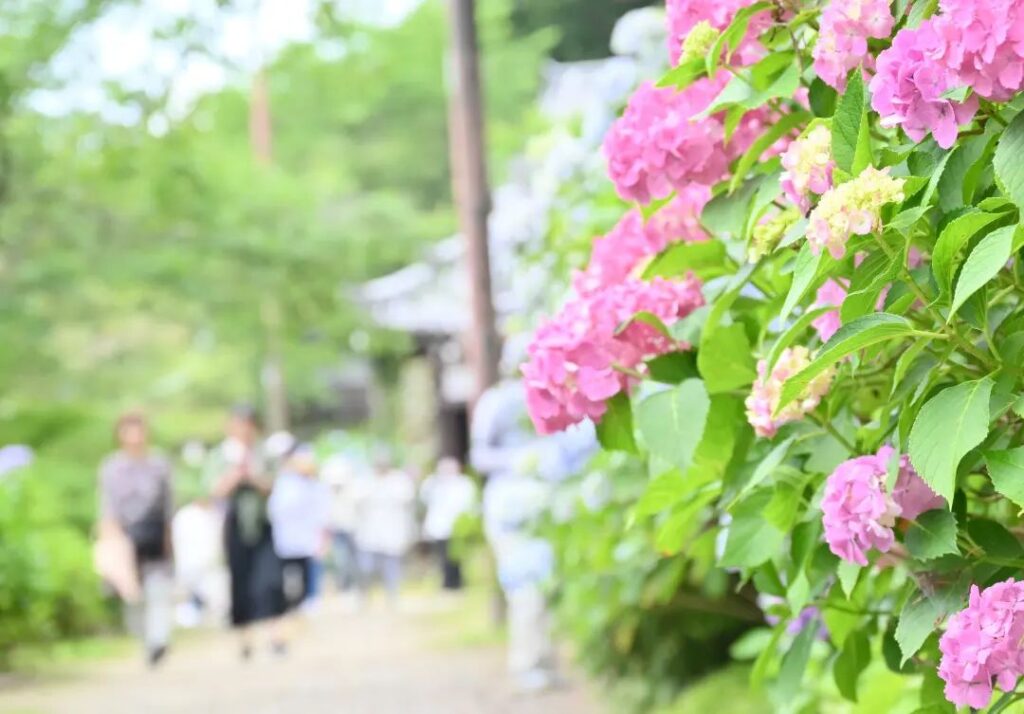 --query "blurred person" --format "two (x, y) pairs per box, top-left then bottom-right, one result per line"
(353, 451), (416, 605)
(208, 405), (285, 659)
(96, 411), (174, 667)
(268, 443), (330, 620)
(322, 452), (362, 592)
(471, 345), (597, 692)
(171, 495), (225, 628)
(419, 457), (476, 591)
